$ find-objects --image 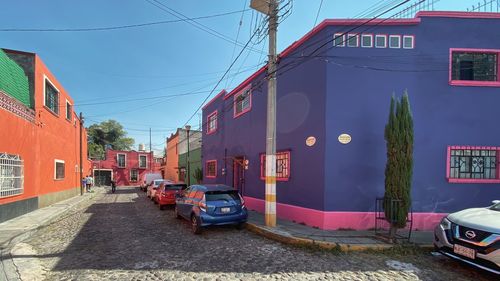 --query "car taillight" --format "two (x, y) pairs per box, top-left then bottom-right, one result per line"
(199, 195), (207, 212)
(239, 193), (246, 209)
